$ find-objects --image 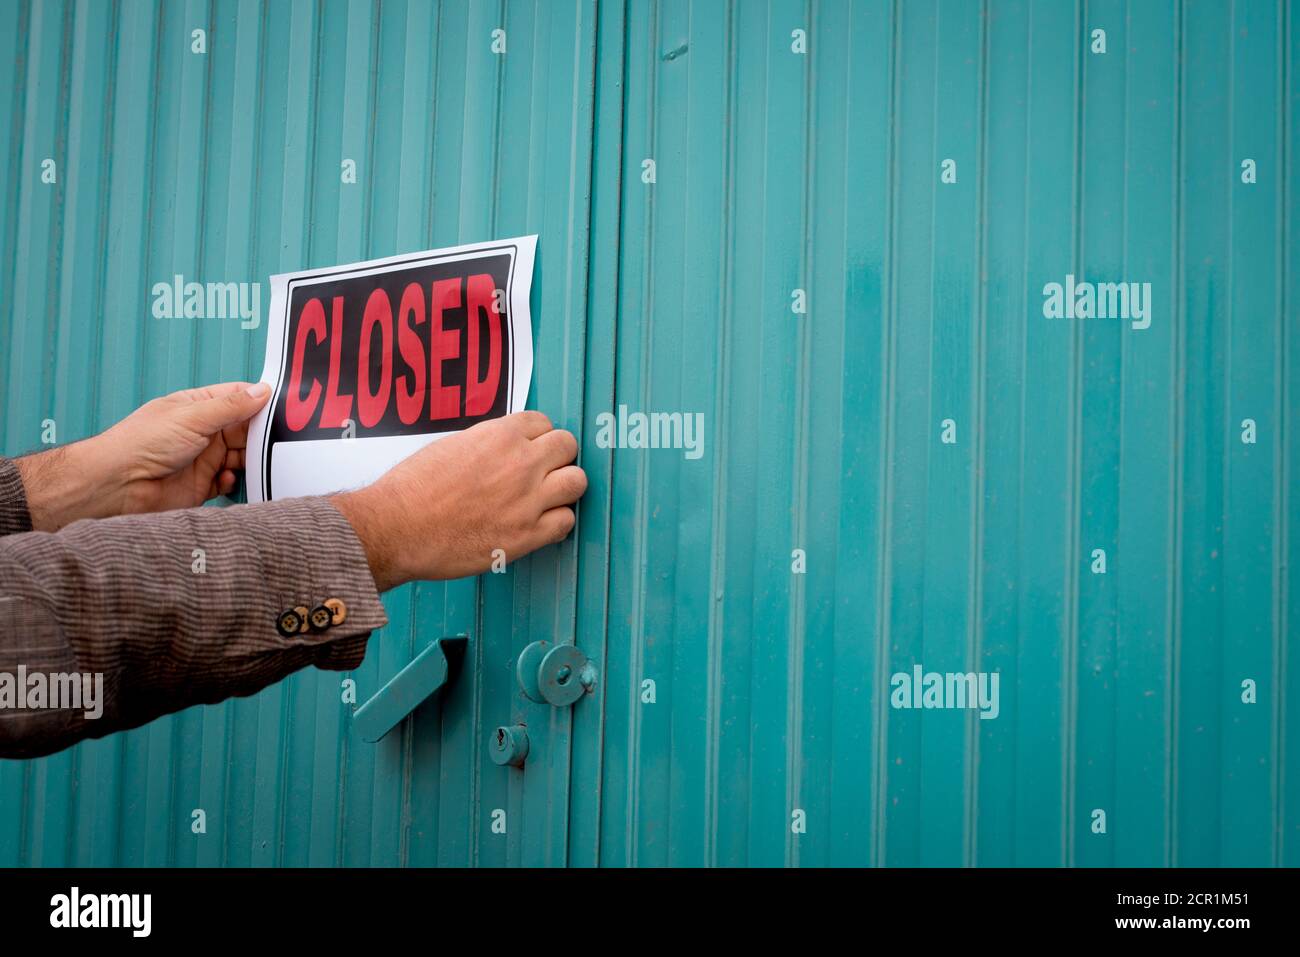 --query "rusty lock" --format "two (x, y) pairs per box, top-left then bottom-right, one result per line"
(489, 642), (596, 769)
(515, 640), (597, 707)
(490, 724), (529, 767)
